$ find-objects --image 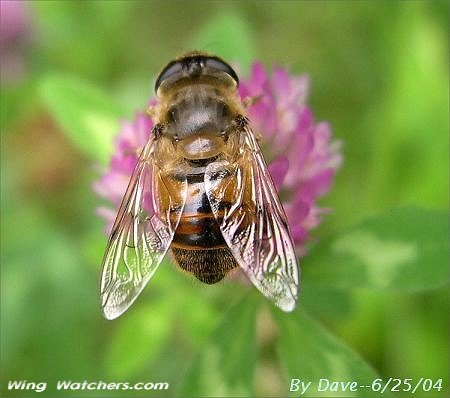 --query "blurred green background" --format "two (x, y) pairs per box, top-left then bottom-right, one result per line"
(1, 1), (448, 397)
